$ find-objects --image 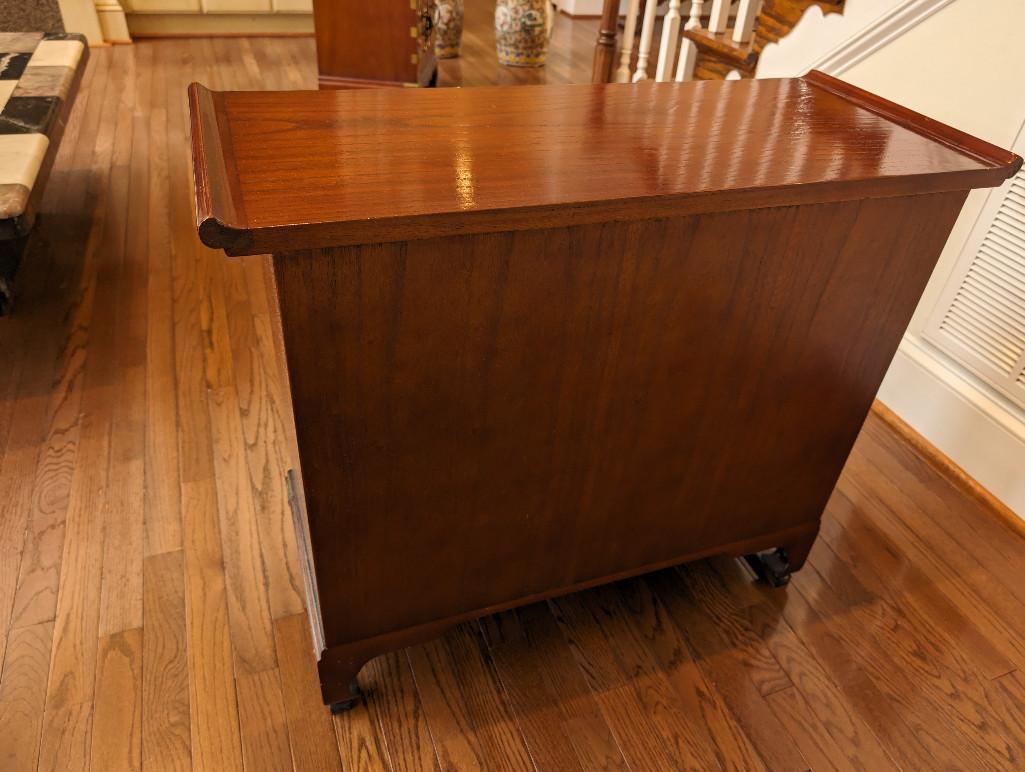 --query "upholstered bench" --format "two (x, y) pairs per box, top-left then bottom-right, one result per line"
(0, 31), (88, 314)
